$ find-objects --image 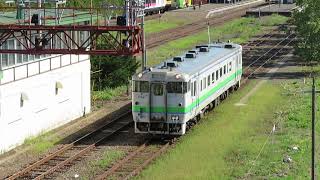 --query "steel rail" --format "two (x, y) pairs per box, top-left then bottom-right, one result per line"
(146, 4), (257, 49)
(244, 34), (296, 80)
(7, 110), (132, 180)
(96, 140), (170, 180)
(124, 142), (170, 180)
(96, 140), (150, 180)
(243, 33), (295, 73)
